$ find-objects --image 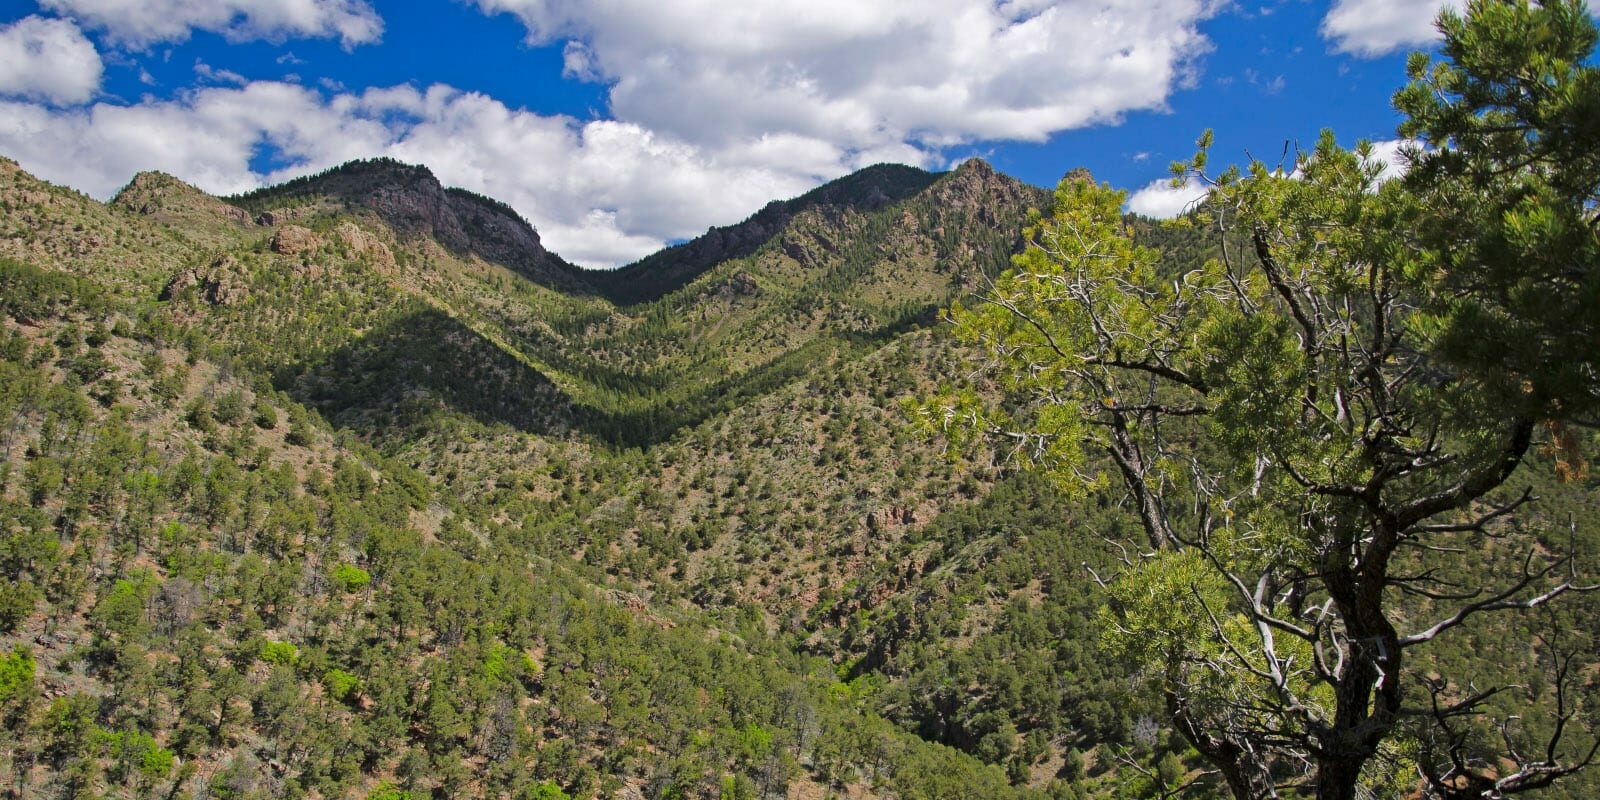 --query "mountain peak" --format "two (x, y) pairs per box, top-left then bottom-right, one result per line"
(120, 169), (187, 189)
(229, 157), (582, 289)
(229, 157), (460, 208)
(111, 169), (253, 231)
(934, 158), (1009, 198)
(112, 170), (208, 205)
(1062, 166), (1094, 183)
(584, 163), (940, 305)
(953, 157), (995, 176)
(926, 155), (1041, 218)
